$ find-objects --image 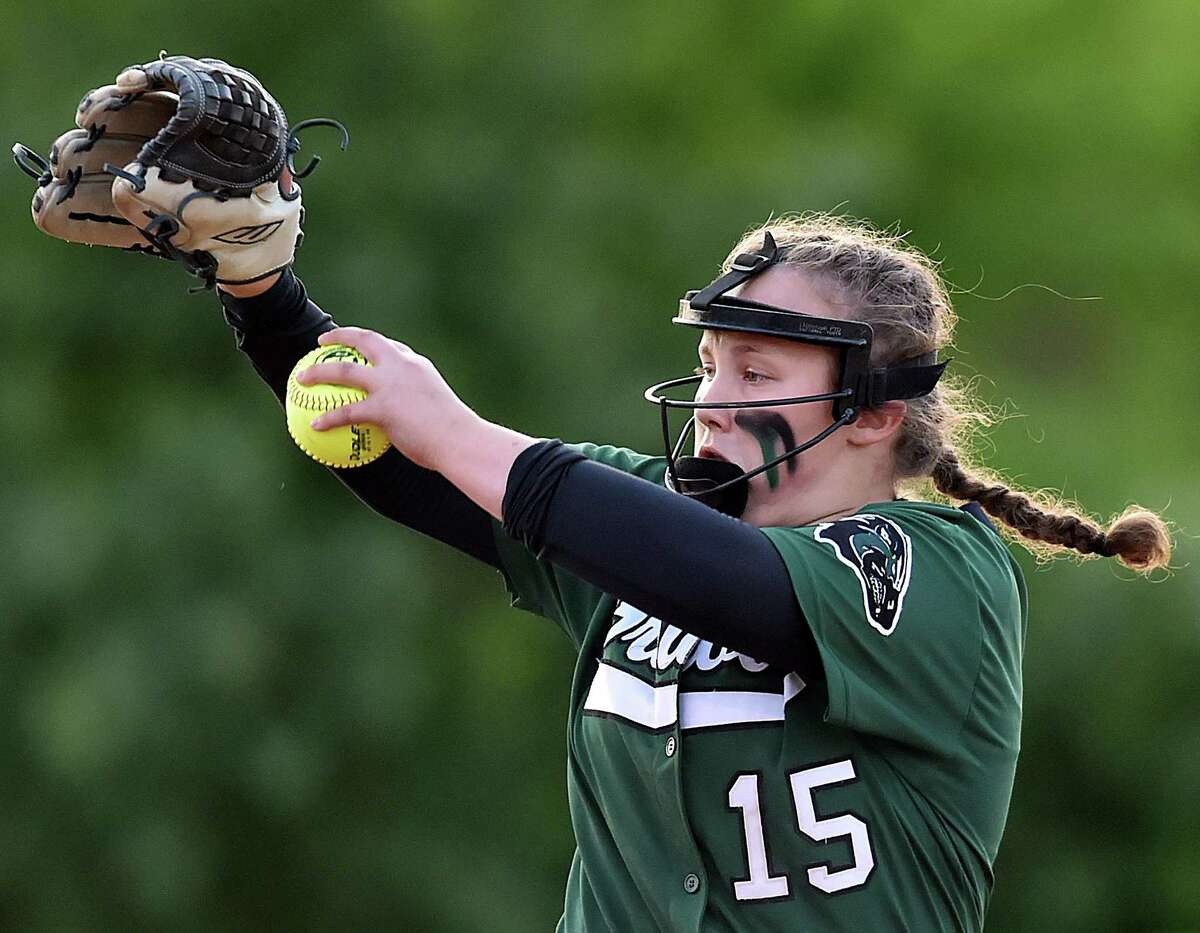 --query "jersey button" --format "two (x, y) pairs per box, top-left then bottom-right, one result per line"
(664, 736), (677, 758)
(683, 873), (701, 894)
